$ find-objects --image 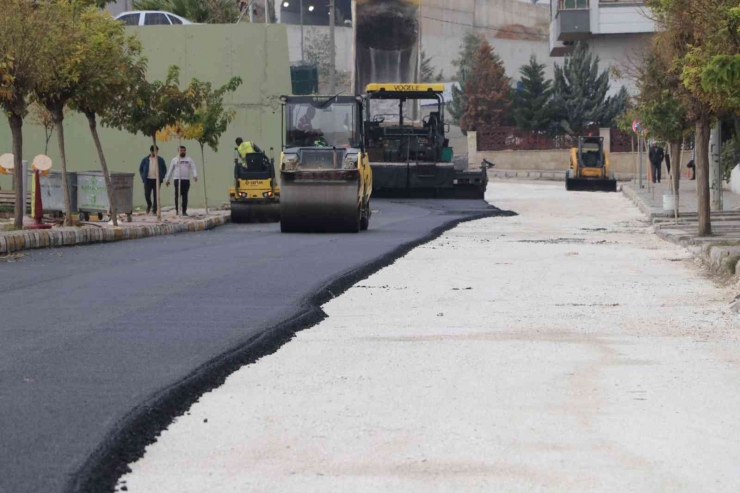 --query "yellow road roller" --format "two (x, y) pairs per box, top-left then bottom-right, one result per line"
(229, 147), (280, 223)
(279, 95), (373, 233)
(566, 136), (617, 192)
